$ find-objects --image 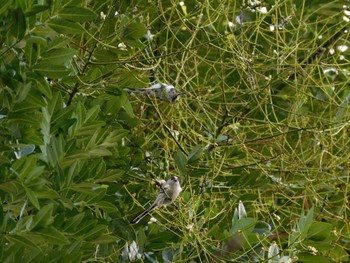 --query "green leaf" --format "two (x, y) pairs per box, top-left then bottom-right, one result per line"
(47, 36), (70, 49)
(59, 7), (97, 22)
(64, 213), (86, 232)
(31, 203), (54, 230)
(12, 155), (37, 180)
(98, 169), (124, 182)
(118, 70), (149, 89)
(36, 187), (60, 200)
(335, 92), (350, 121)
(27, 72), (53, 99)
(253, 221), (272, 235)
(230, 218), (255, 235)
(173, 150), (187, 176)
(62, 252), (82, 263)
(10, 8), (26, 39)
(24, 5), (50, 17)
(307, 222), (333, 241)
(6, 235), (41, 251)
(299, 207), (314, 239)
(85, 105), (100, 122)
(0, 1), (12, 16)
(93, 49), (118, 62)
(51, 105), (73, 129)
(187, 144), (204, 164)
(25, 42), (39, 67)
(0, 181), (21, 194)
(33, 63), (69, 79)
(25, 166), (45, 184)
(297, 253), (332, 263)
(41, 48), (77, 65)
(82, 224), (107, 241)
(290, 207), (315, 247)
(25, 187), (40, 210)
(25, 35), (47, 47)
(123, 22), (147, 40)
(120, 92), (135, 118)
(94, 201), (118, 213)
(47, 18), (85, 34)
(90, 235), (119, 244)
(73, 220), (97, 236)
(36, 227), (70, 245)
(85, 67), (102, 83)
